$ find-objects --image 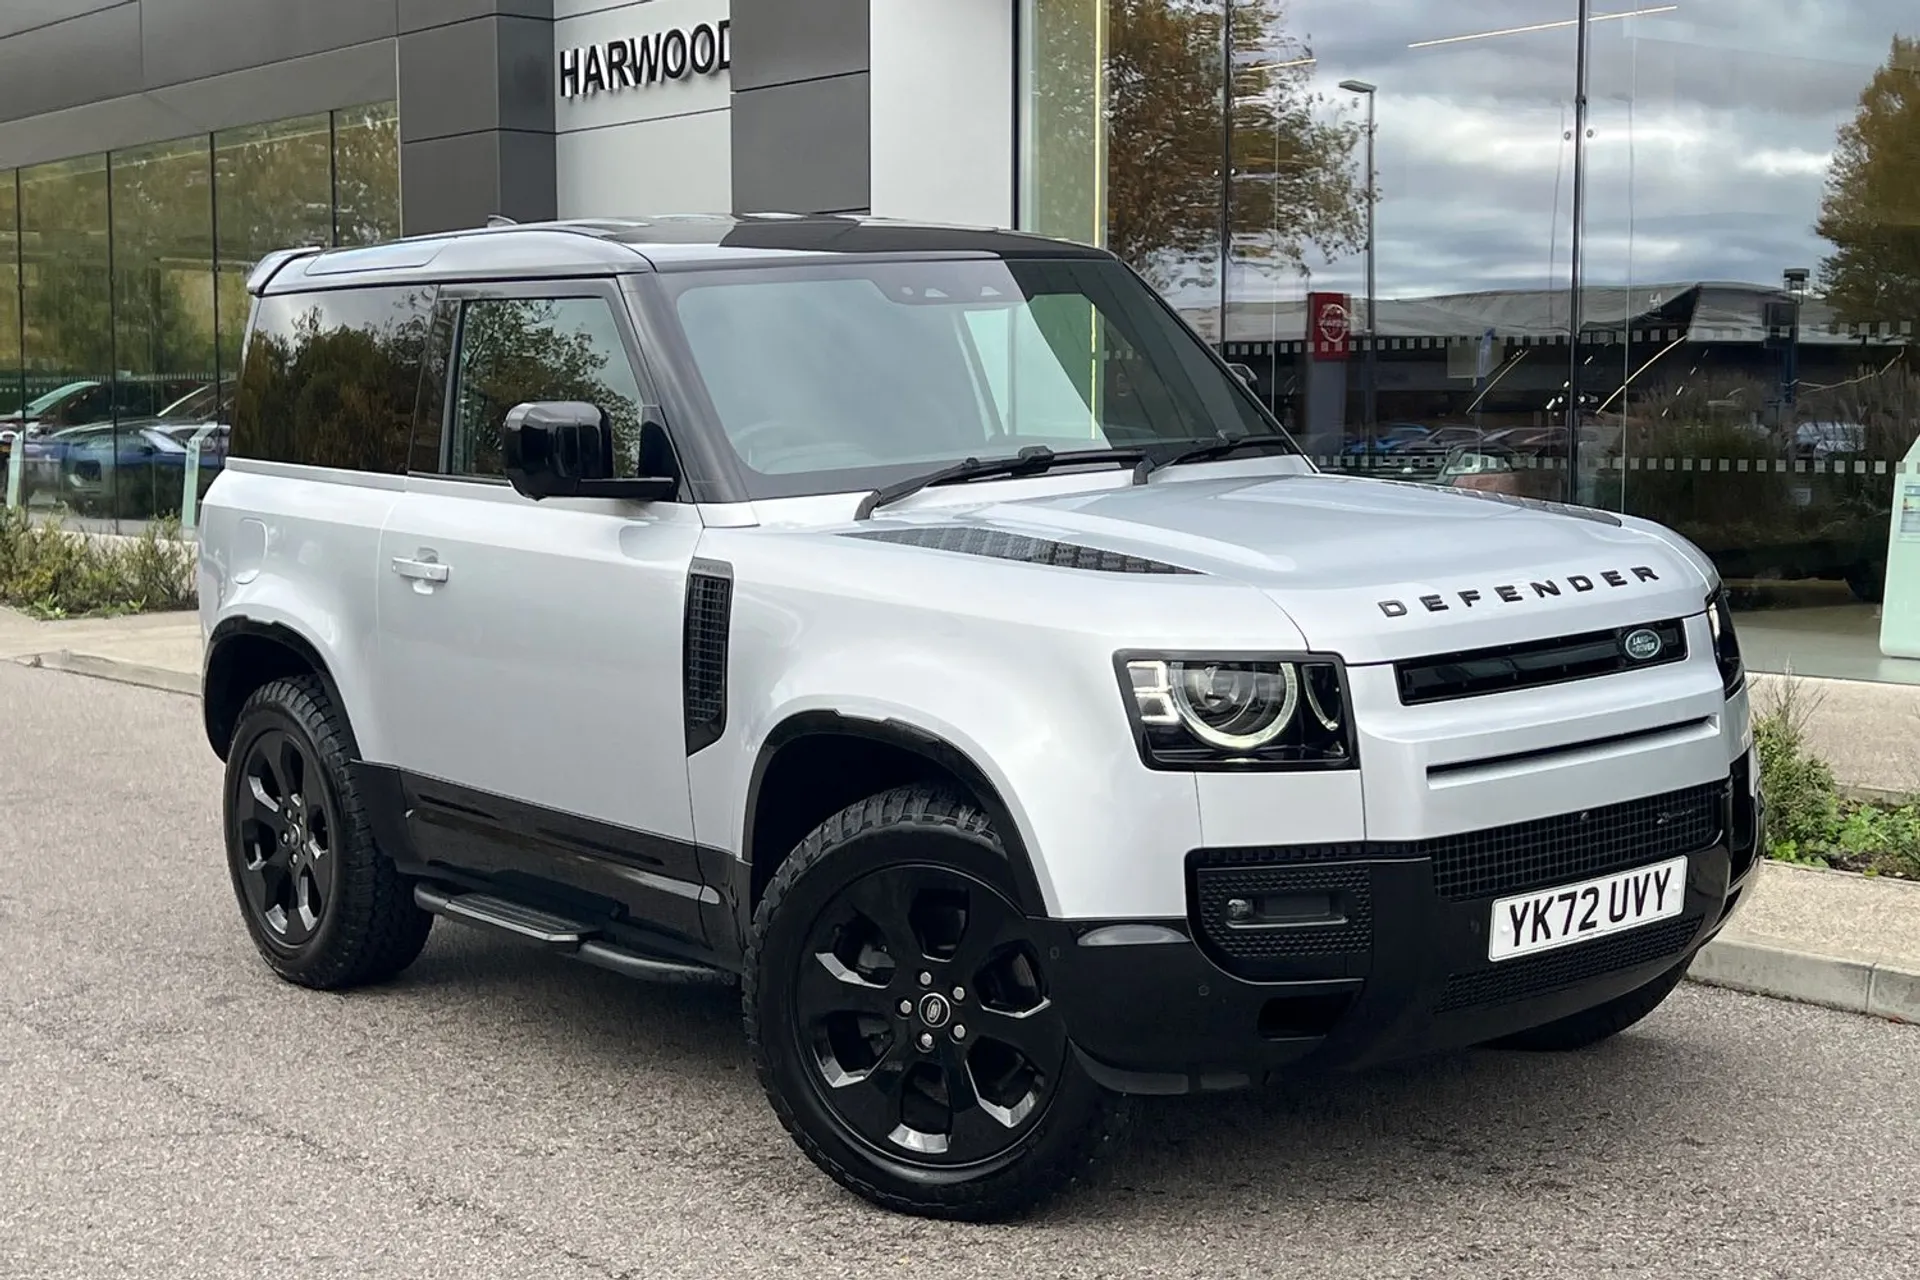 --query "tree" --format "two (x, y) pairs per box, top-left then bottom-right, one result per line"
(1027, 0), (1363, 293)
(1814, 35), (1920, 325)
